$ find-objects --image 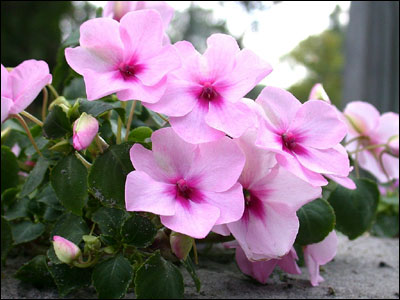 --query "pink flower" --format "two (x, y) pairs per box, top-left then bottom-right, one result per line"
(1, 60), (52, 123)
(228, 242), (301, 284)
(125, 127), (246, 239)
(255, 86), (350, 187)
(309, 83), (330, 103)
(145, 34), (272, 143)
(72, 113), (99, 151)
(65, 10), (180, 102)
(52, 236), (81, 264)
(304, 230), (338, 286)
(214, 130), (321, 260)
(344, 101), (399, 183)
